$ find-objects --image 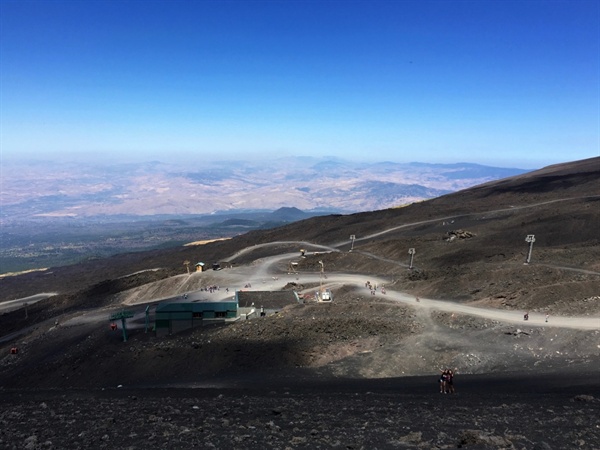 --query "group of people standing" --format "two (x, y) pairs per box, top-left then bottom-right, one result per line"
(365, 280), (386, 295)
(439, 368), (456, 394)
